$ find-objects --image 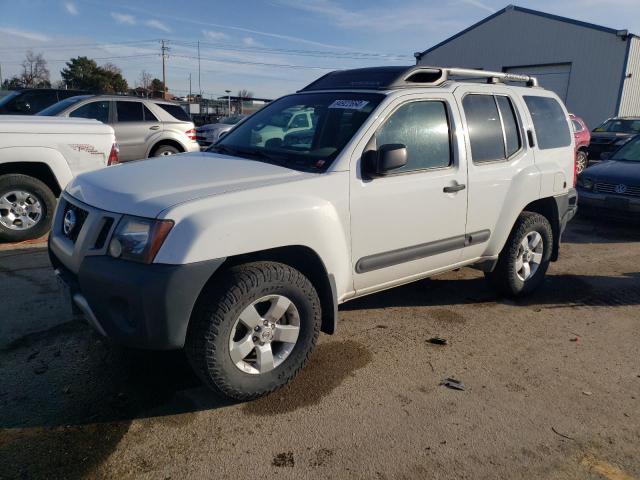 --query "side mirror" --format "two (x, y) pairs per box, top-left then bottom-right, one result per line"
(600, 151), (611, 160)
(364, 144), (408, 177)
